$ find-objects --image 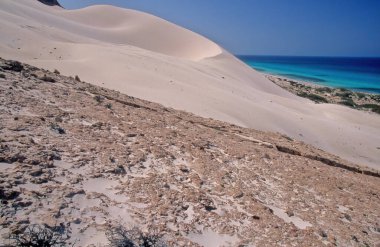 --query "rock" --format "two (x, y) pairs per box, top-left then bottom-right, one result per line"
(1, 60), (23, 72)
(73, 218), (81, 224)
(37, 0), (62, 7)
(32, 71), (55, 82)
(65, 189), (85, 198)
(0, 189), (20, 200)
(179, 165), (190, 173)
(286, 210), (294, 217)
(41, 74), (55, 83)
(233, 191), (244, 199)
(12, 201), (33, 208)
(344, 213), (352, 221)
(114, 165), (126, 174)
(50, 123), (65, 134)
(319, 229), (328, 238)
(29, 168), (43, 177)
